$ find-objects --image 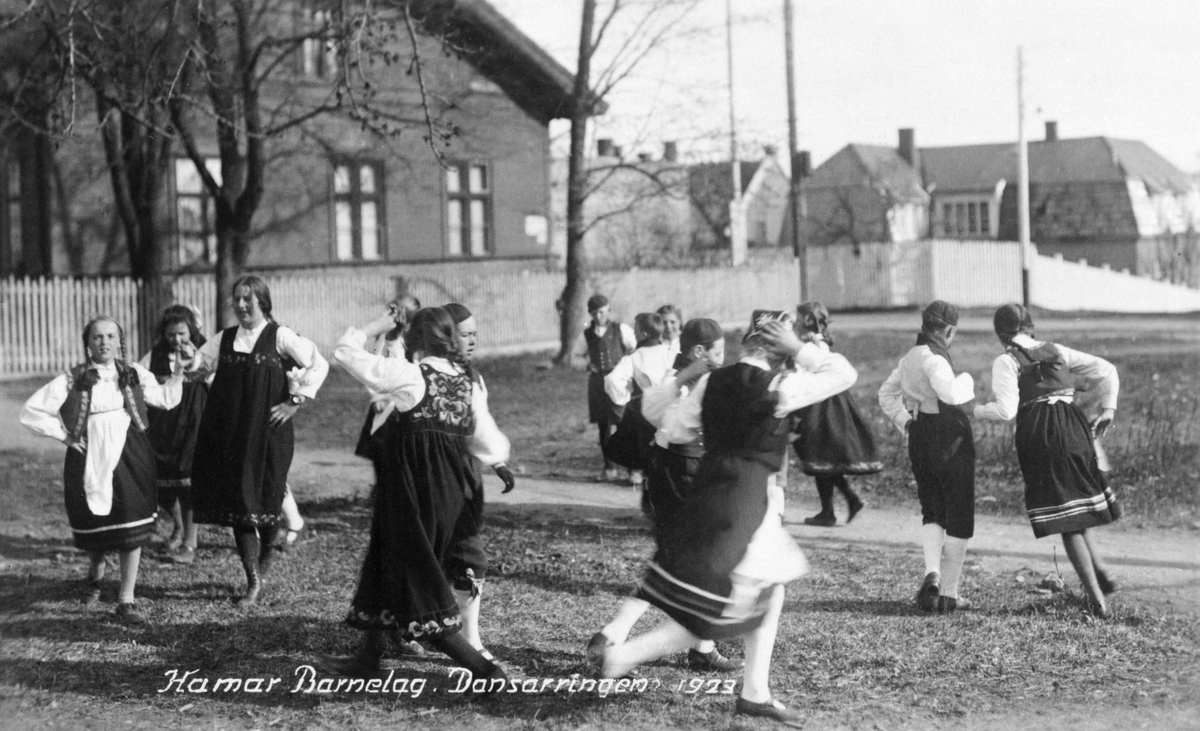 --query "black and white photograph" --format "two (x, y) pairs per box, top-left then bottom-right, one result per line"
(0, 0), (1197, 728)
